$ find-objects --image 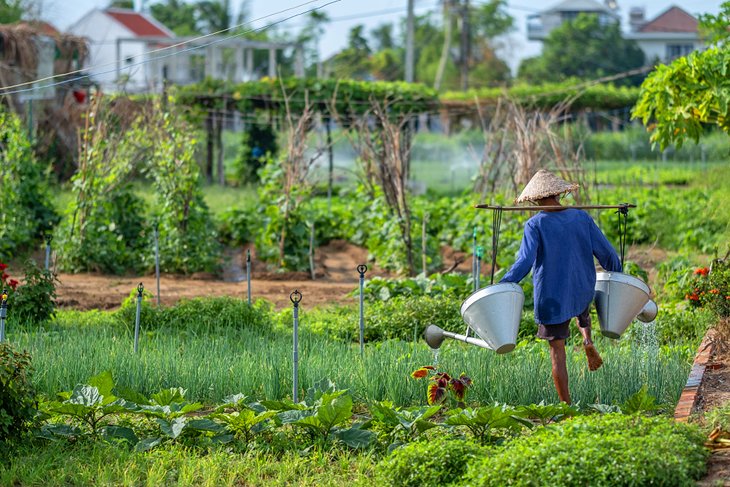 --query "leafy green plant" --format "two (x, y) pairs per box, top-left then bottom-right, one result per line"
(446, 404), (532, 445)
(620, 384), (662, 415)
(0, 343), (36, 442)
(273, 380), (374, 449)
(210, 394), (276, 448)
(514, 401), (579, 426)
(375, 435), (487, 487)
(40, 371), (137, 442)
(464, 413), (709, 486)
(365, 401), (441, 451)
